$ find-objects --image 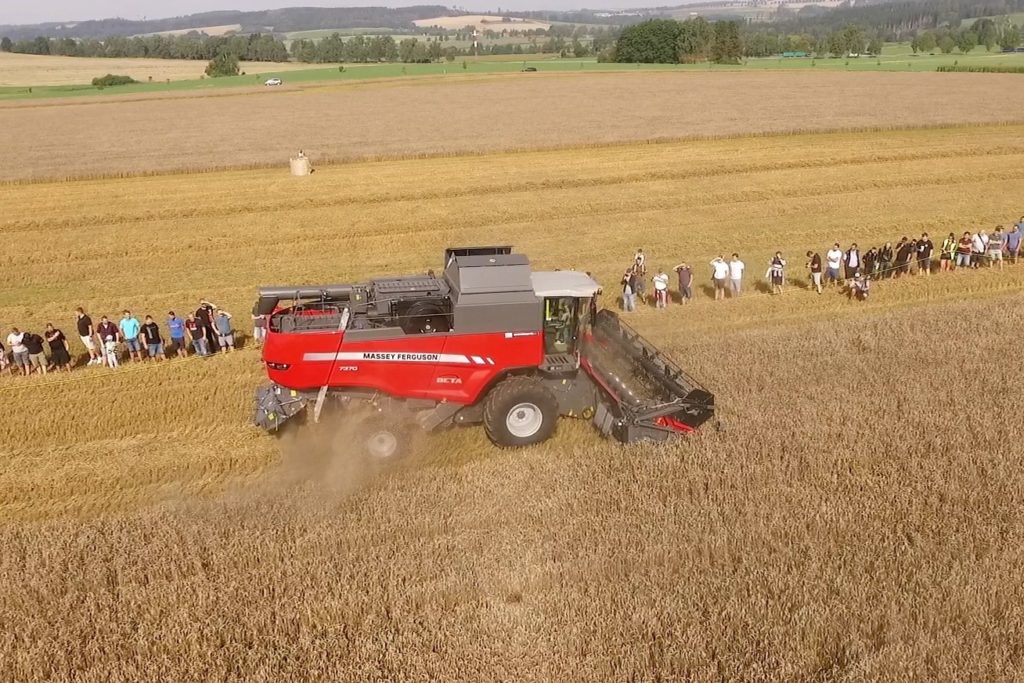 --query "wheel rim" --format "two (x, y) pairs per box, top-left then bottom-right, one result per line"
(366, 430), (399, 459)
(506, 402), (543, 438)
